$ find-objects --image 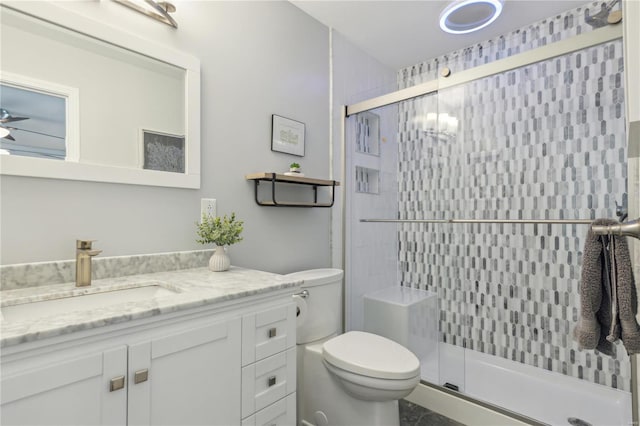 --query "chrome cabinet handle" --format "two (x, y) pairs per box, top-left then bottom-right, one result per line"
(268, 327), (277, 338)
(110, 375), (125, 392)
